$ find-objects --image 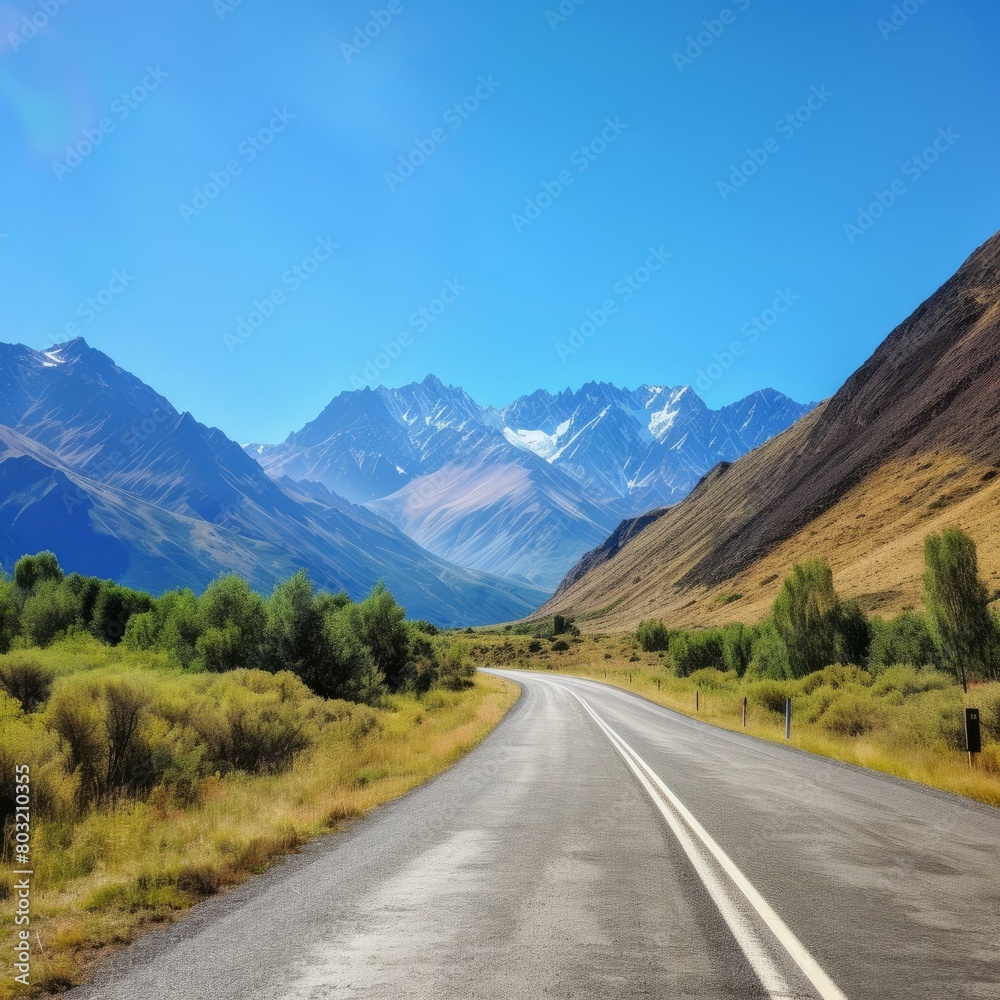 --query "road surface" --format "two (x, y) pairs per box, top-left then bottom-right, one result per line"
(69, 670), (1000, 999)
